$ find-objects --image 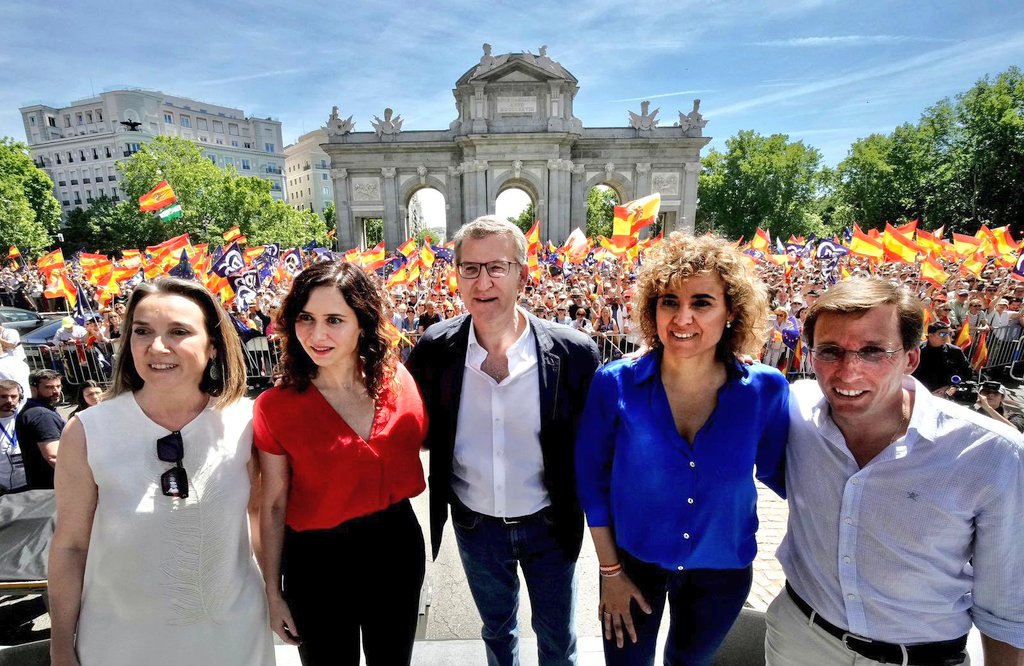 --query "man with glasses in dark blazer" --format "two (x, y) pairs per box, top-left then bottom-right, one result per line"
(407, 216), (600, 666)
